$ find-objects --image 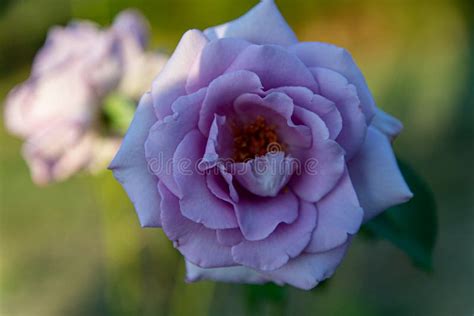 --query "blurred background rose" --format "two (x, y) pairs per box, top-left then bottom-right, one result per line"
(3, 9), (167, 185)
(0, 0), (472, 315)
